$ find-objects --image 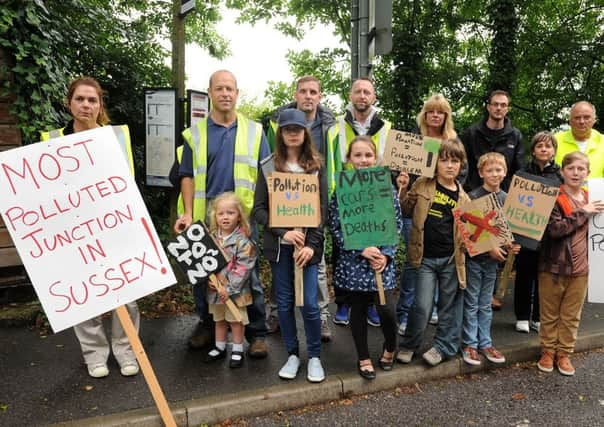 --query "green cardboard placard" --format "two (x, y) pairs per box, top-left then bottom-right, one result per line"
(335, 166), (398, 250)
